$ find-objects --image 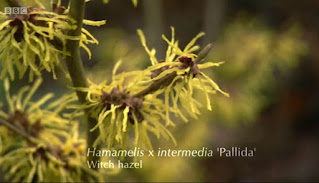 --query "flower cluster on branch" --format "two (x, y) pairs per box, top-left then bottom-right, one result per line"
(0, 1), (105, 81)
(72, 27), (229, 150)
(0, 78), (100, 182)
